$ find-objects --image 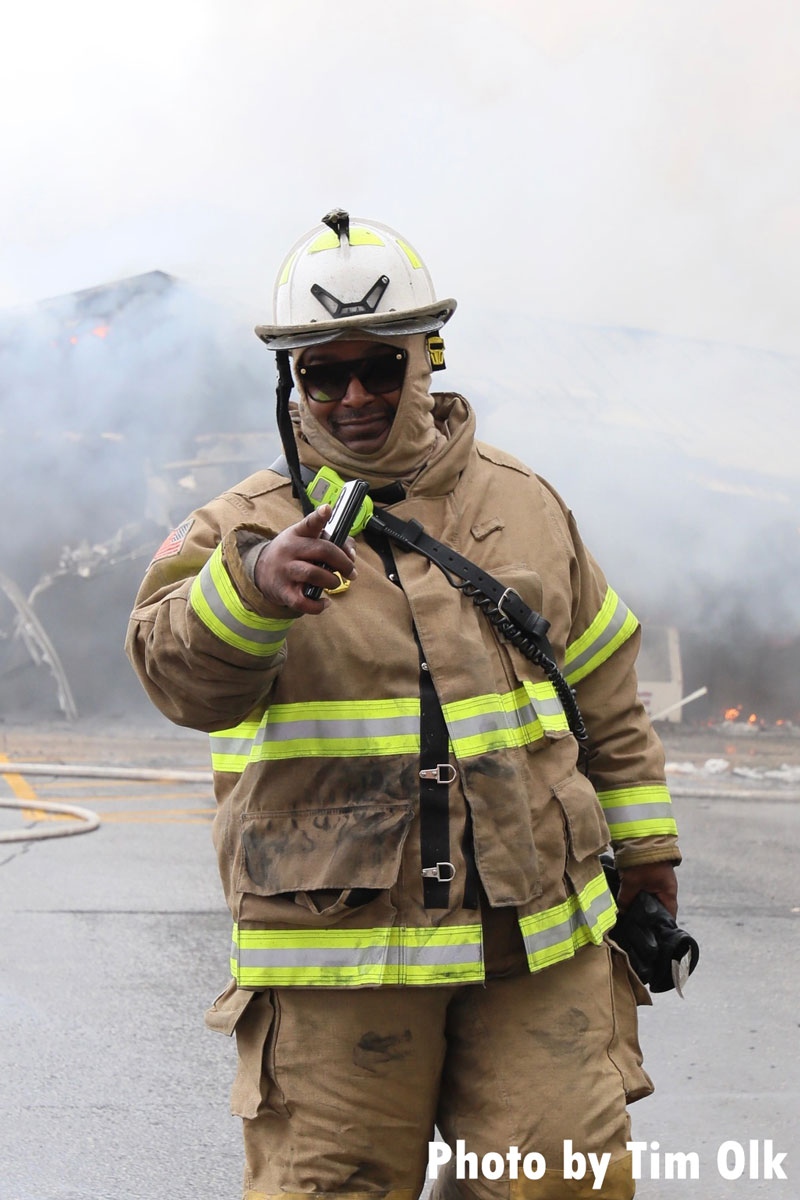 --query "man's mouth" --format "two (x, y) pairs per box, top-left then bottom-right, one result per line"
(331, 411), (391, 441)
